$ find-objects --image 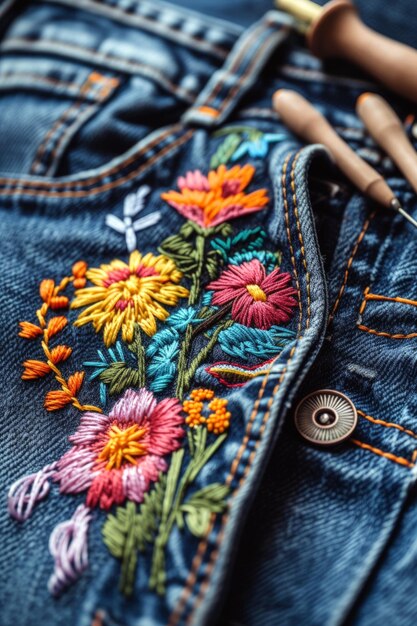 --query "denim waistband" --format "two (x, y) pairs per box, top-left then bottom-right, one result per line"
(1, 0), (294, 127)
